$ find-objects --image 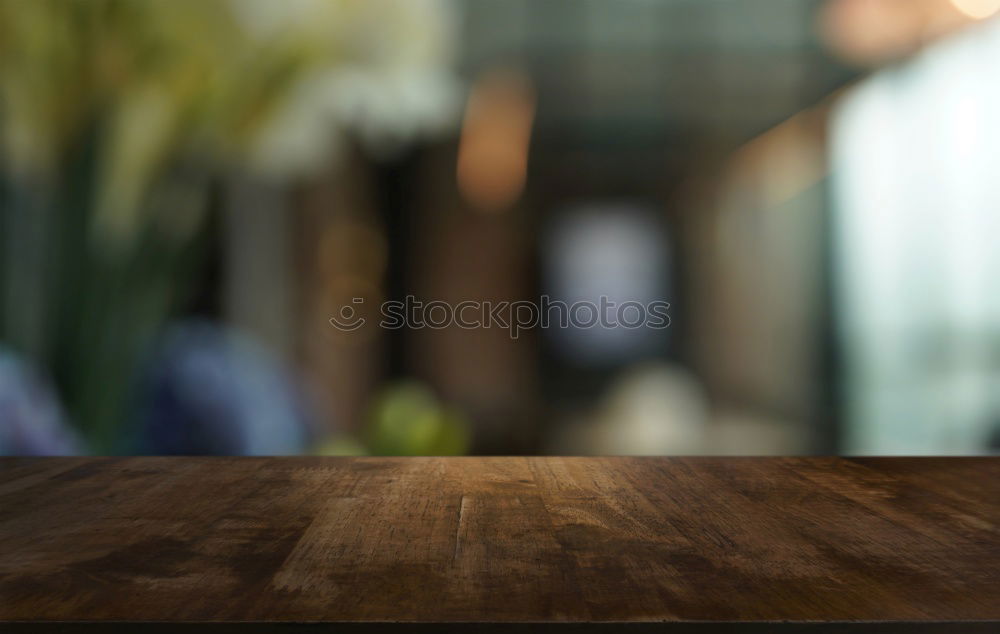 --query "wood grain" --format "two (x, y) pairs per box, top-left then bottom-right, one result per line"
(0, 457), (997, 632)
